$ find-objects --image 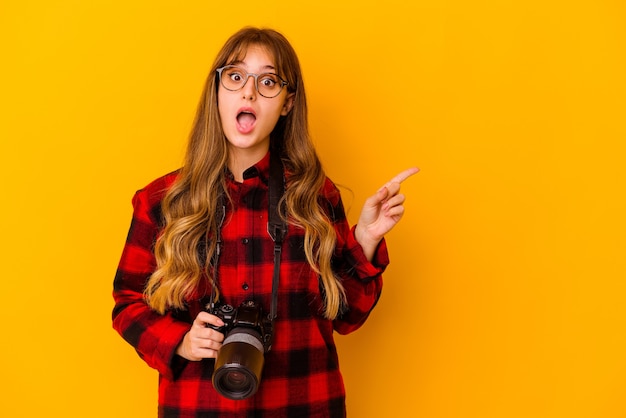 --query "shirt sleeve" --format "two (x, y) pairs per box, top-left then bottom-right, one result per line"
(323, 180), (389, 335)
(112, 184), (190, 380)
